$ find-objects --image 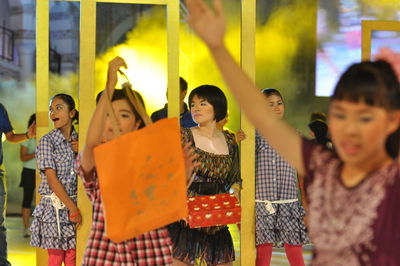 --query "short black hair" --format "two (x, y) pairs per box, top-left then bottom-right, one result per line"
(188, 84), (227, 122)
(27, 113), (36, 128)
(180, 77), (188, 92)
